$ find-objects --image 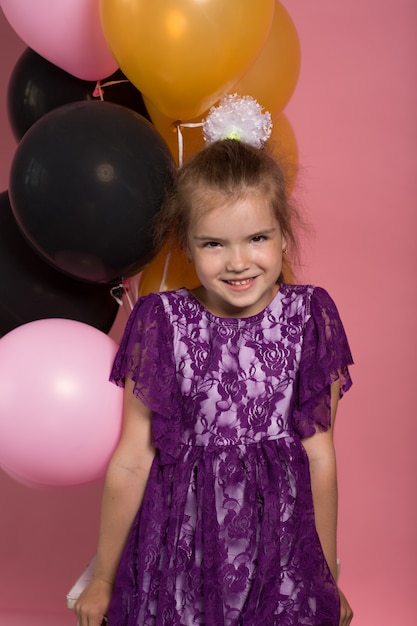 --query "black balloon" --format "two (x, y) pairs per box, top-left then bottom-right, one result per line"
(9, 100), (176, 284)
(0, 191), (119, 337)
(7, 47), (151, 140)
